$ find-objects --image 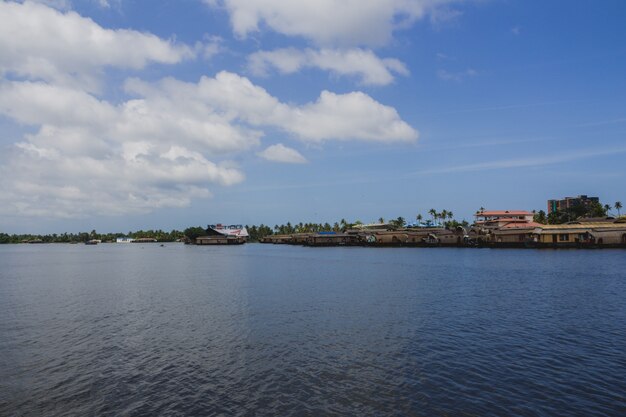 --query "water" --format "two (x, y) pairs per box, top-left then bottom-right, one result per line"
(1, 244), (625, 416)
